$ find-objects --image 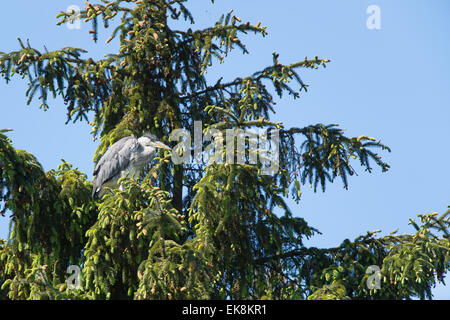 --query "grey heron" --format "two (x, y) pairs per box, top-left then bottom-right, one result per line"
(92, 133), (171, 199)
